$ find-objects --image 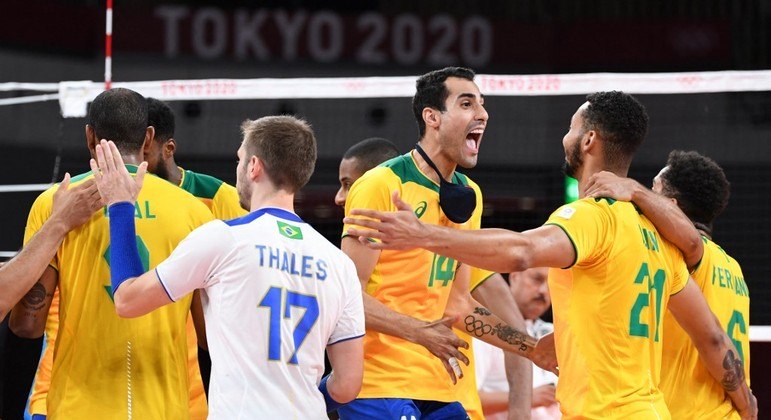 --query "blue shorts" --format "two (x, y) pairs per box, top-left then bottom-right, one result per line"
(338, 398), (468, 420)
